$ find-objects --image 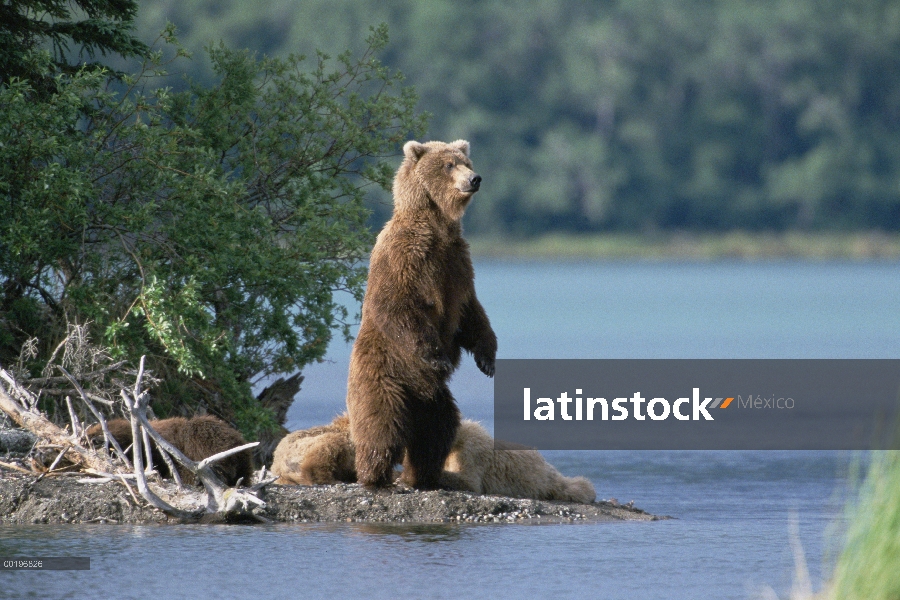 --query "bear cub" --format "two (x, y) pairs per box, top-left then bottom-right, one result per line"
(86, 415), (254, 487)
(271, 415), (596, 504)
